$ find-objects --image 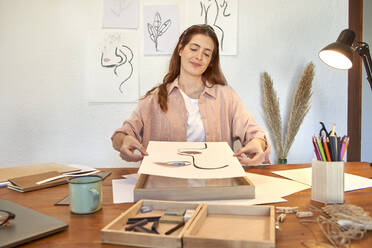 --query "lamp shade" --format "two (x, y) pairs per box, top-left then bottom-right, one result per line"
(319, 29), (356, 69)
